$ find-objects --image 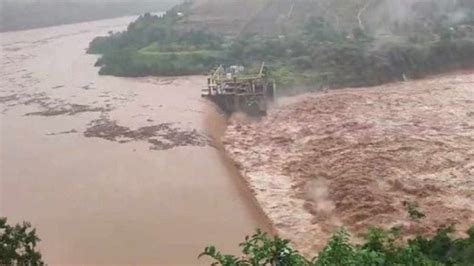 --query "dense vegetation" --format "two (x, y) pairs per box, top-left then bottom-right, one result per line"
(89, 5), (226, 77)
(0, 0), (179, 32)
(89, 0), (474, 90)
(202, 203), (474, 265)
(0, 218), (44, 265)
(200, 226), (474, 265)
